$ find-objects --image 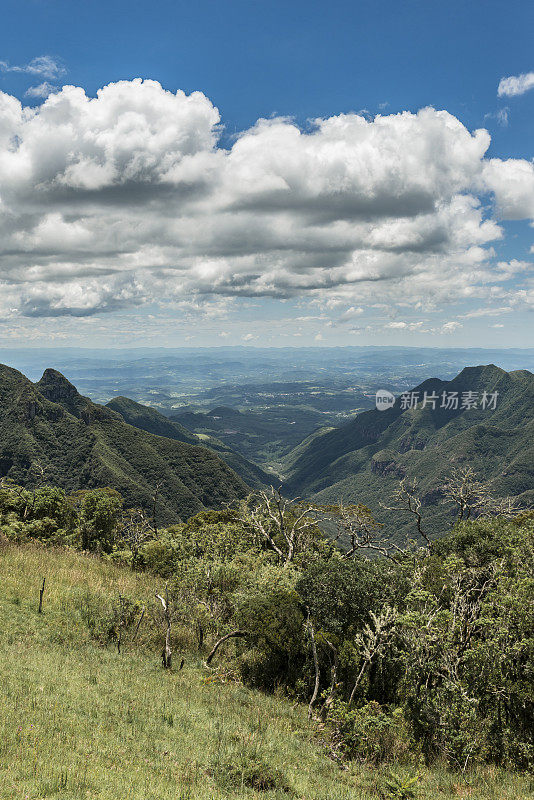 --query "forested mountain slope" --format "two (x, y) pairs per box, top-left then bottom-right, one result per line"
(284, 364), (534, 536)
(0, 365), (248, 522)
(106, 395), (274, 489)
